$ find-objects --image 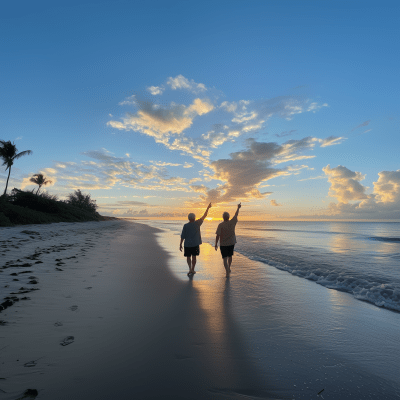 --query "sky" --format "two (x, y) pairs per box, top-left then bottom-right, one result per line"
(1, 0), (399, 220)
